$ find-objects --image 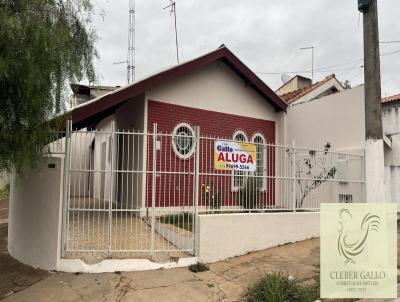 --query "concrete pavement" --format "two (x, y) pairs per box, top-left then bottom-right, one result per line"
(1, 239), (320, 301)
